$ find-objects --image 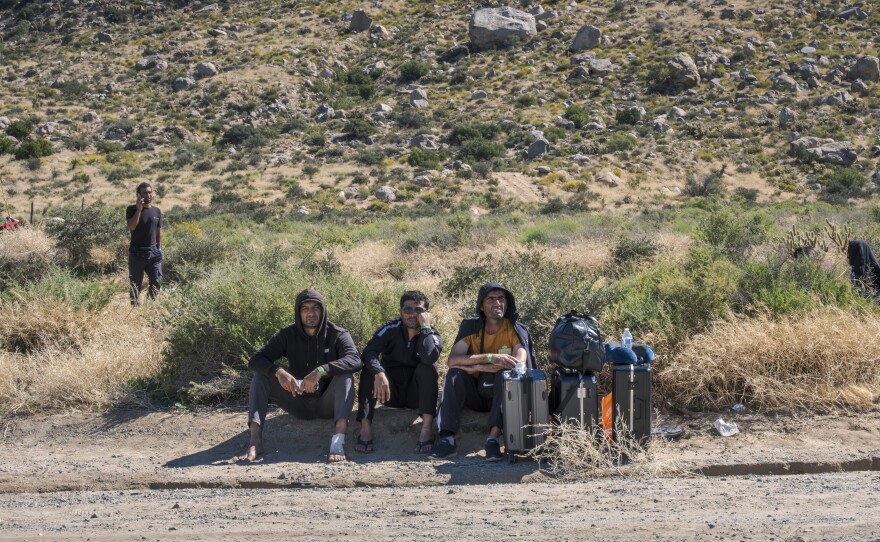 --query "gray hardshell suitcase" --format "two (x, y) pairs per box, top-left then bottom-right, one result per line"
(612, 363), (652, 444)
(551, 368), (599, 430)
(502, 368), (549, 461)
